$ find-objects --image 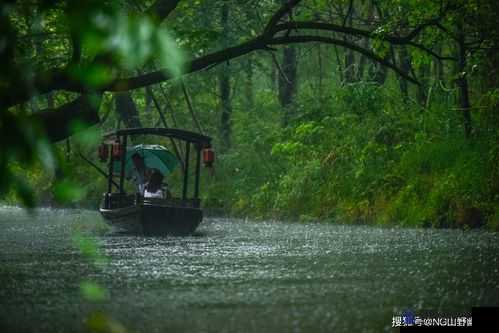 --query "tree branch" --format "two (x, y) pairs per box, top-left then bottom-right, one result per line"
(264, 0), (302, 34)
(1, 0), (181, 111)
(105, 37), (267, 91)
(270, 20), (453, 62)
(29, 94), (102, 142)
(145, 0), (182, 21)
(0, 69), (84, 110)
(407, 41), (456, 61)
(268, 35), (420, 85)
(4, 0), (433, 112)
(271, 20), (440, 45)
